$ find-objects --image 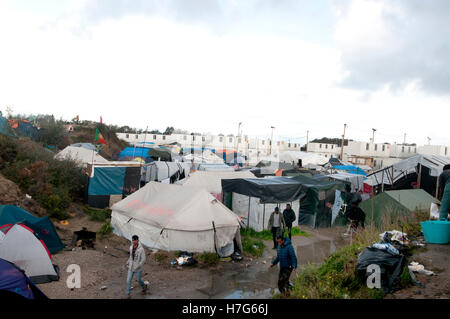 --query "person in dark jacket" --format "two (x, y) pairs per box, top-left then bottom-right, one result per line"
(270, 236), (297, 296)
(267, 207), (286, 249)
(345, 202), (366, 229)
(438, 164), (450, 220)
(282, 204), (296, 240)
